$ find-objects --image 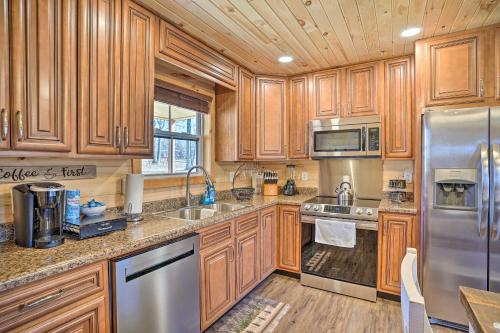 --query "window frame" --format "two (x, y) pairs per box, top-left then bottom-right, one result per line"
(142, 103), (204, 177)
